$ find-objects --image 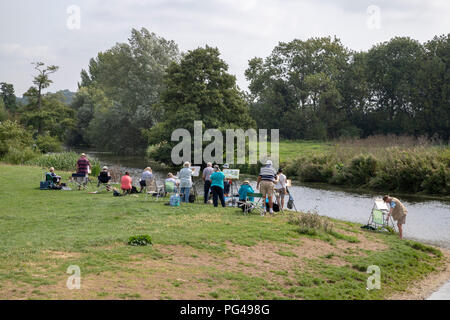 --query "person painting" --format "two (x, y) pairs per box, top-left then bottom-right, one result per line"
(76, 153), (91, 176)
(256, 160), (277, 215)
(383, 195), (408, 239)
(98, 166), (112, 191)
(202, 162), (214, 204)
(210, 165), (226, 207)
(179, 161), (195, 203)
(121, 171), (133, 195)
(274, 168), (287, 210)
